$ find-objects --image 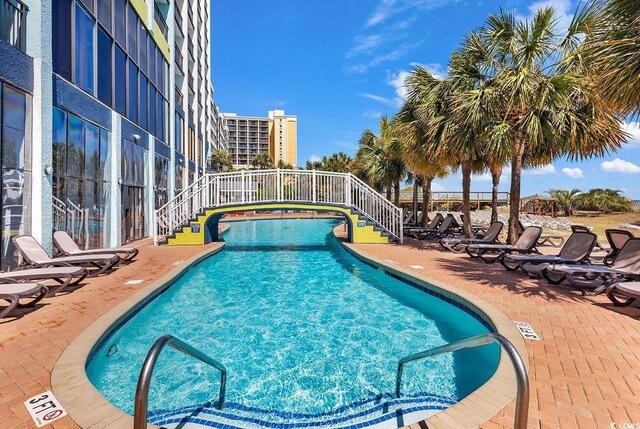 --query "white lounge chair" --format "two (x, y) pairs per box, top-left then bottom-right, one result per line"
(53, 231), (138, 263)
(0, 283), (48, 318)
